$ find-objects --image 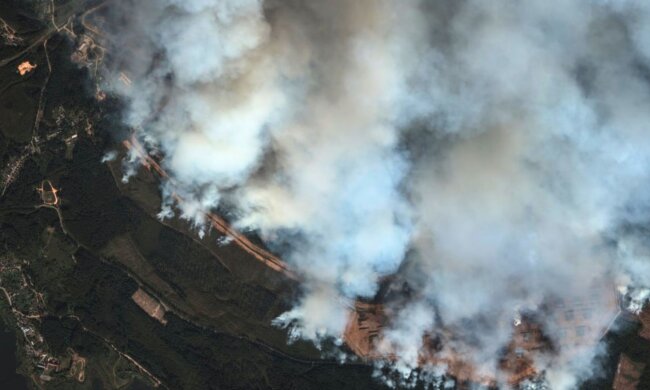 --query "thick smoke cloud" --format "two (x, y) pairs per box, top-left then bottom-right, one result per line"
(104, 0), (650, 387)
